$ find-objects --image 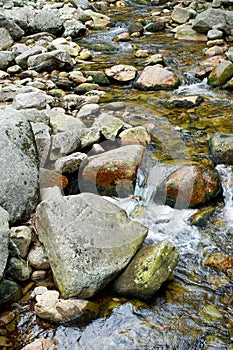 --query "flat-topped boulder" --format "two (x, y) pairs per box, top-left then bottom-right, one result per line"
(135, 65), (180, 90)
